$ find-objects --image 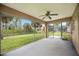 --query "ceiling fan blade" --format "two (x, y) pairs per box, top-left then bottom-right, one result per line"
(48, 16), (52, 19)
(42, 16), (46, 20)
(50, 14), (58, 16)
